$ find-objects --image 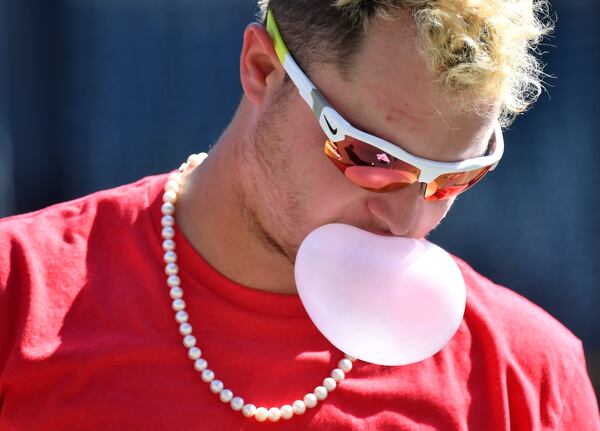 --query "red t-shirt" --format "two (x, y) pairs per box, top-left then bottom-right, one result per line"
(0, 174), (598, 430)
